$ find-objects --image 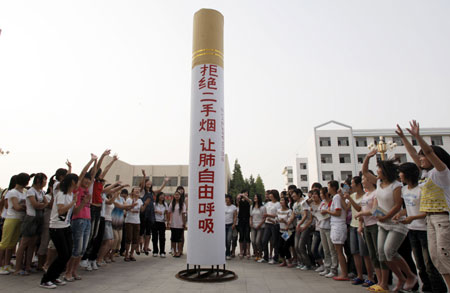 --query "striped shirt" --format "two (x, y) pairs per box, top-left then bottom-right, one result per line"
(420, 168), (450, 213)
